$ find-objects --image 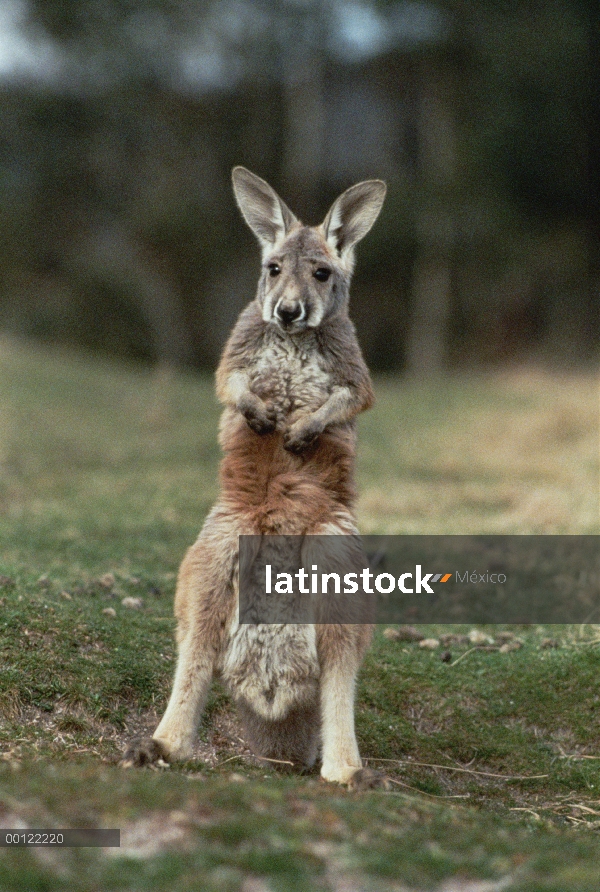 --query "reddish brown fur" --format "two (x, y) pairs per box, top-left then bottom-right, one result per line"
(215, 299), (374, 532)
(219, 429), (357, 528)
(123, 168), (386, 787)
